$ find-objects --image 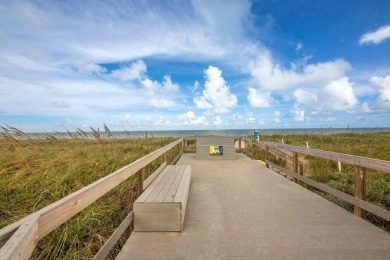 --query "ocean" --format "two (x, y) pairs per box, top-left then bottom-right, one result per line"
(25, 127), (390, 139)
